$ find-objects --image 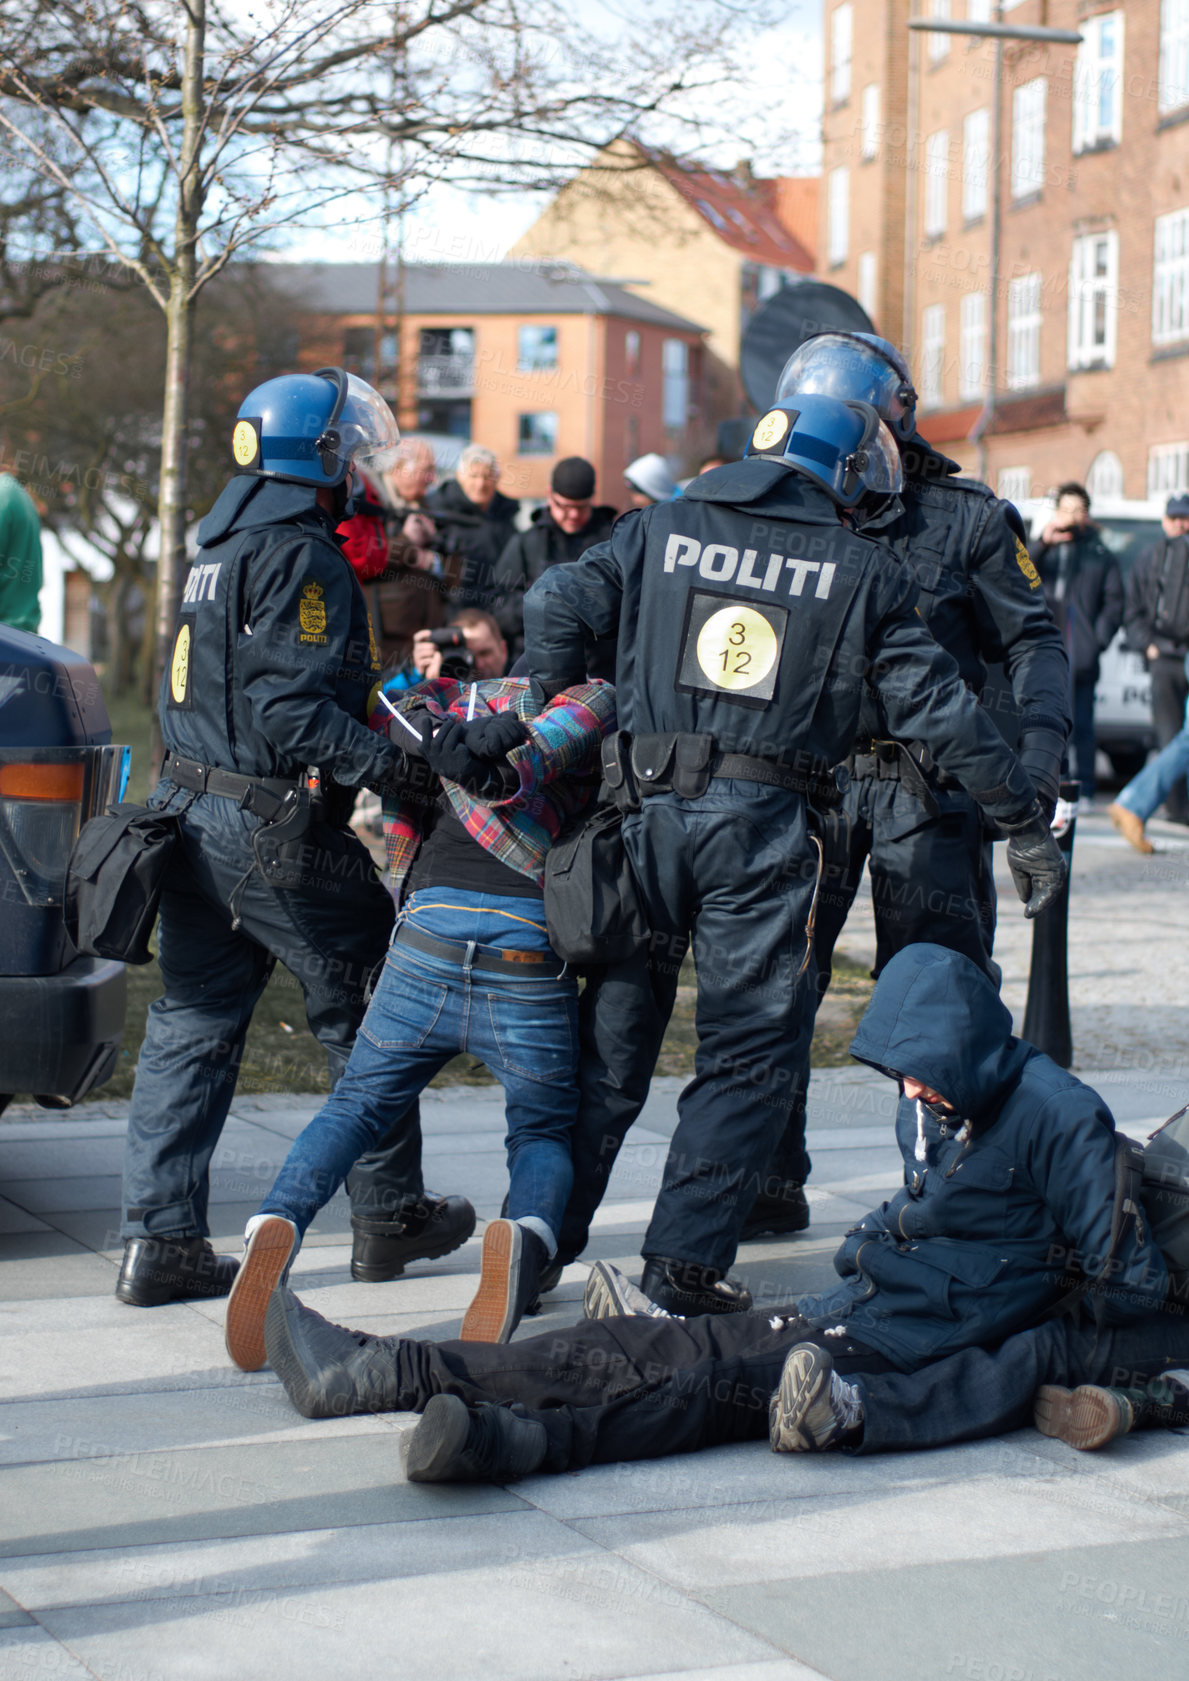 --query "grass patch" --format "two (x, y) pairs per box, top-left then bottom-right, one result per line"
(91, 681), (875, 1098)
